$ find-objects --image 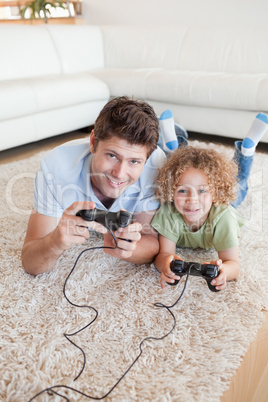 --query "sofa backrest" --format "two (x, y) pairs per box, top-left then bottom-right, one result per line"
(100, 25), (187, 70)
(0, 25), (61, 81)
(46, 25), (105, 73)
(0, 24), (105, 81)
(100, 25), (268, 74)
(1, 23), (267, 80)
